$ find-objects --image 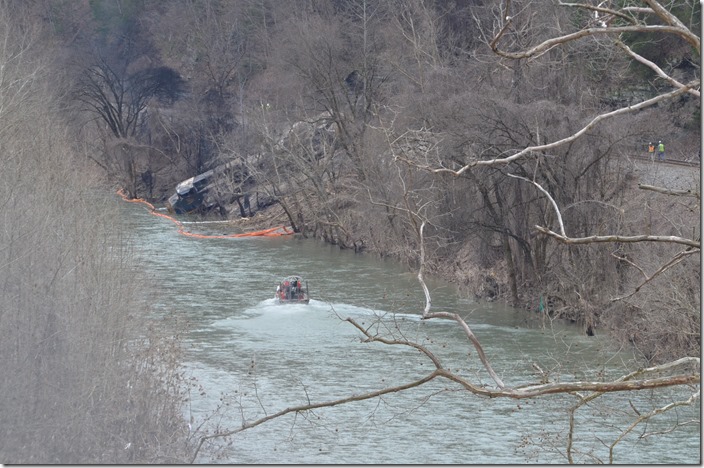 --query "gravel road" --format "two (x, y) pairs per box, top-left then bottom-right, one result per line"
(629, 157), (701, 192)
